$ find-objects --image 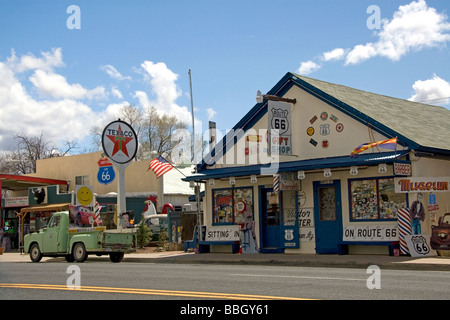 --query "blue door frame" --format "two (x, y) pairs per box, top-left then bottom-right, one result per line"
(259, 186), (284, 253)
(313, 180), (343, 254)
